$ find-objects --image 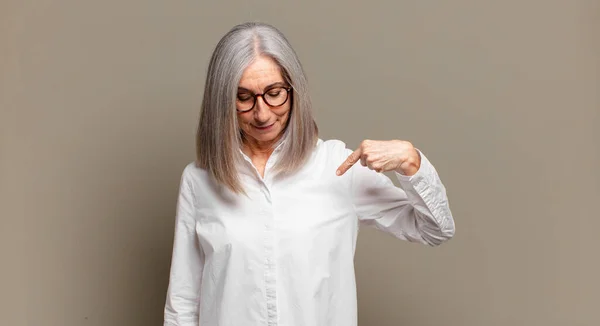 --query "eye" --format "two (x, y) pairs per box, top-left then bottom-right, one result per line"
(237, 93), (252, 101)
(267, 90), (282, 96)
